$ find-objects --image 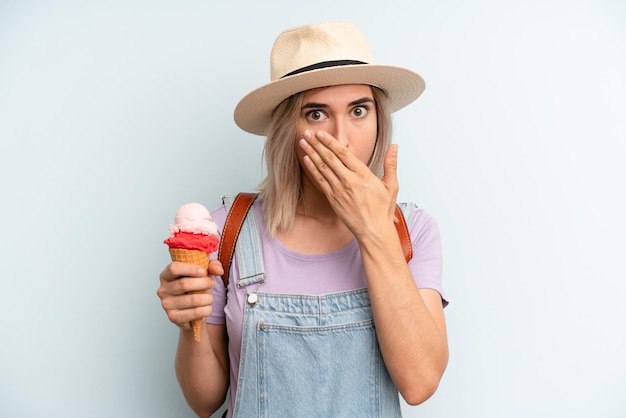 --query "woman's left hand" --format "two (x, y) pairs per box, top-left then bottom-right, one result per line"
(299, 129), (399, 237)
(300, 130), (449, 405)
